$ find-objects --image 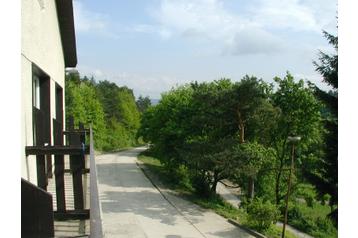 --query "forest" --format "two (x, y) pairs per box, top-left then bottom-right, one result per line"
(65, 74), (150, 151)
